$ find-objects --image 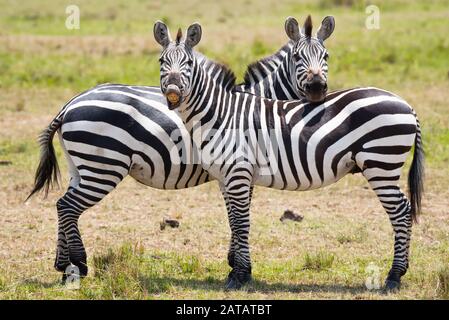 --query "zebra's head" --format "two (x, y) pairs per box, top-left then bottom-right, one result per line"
(285, 15), (335, 103)
(154, 21), (202, 110)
